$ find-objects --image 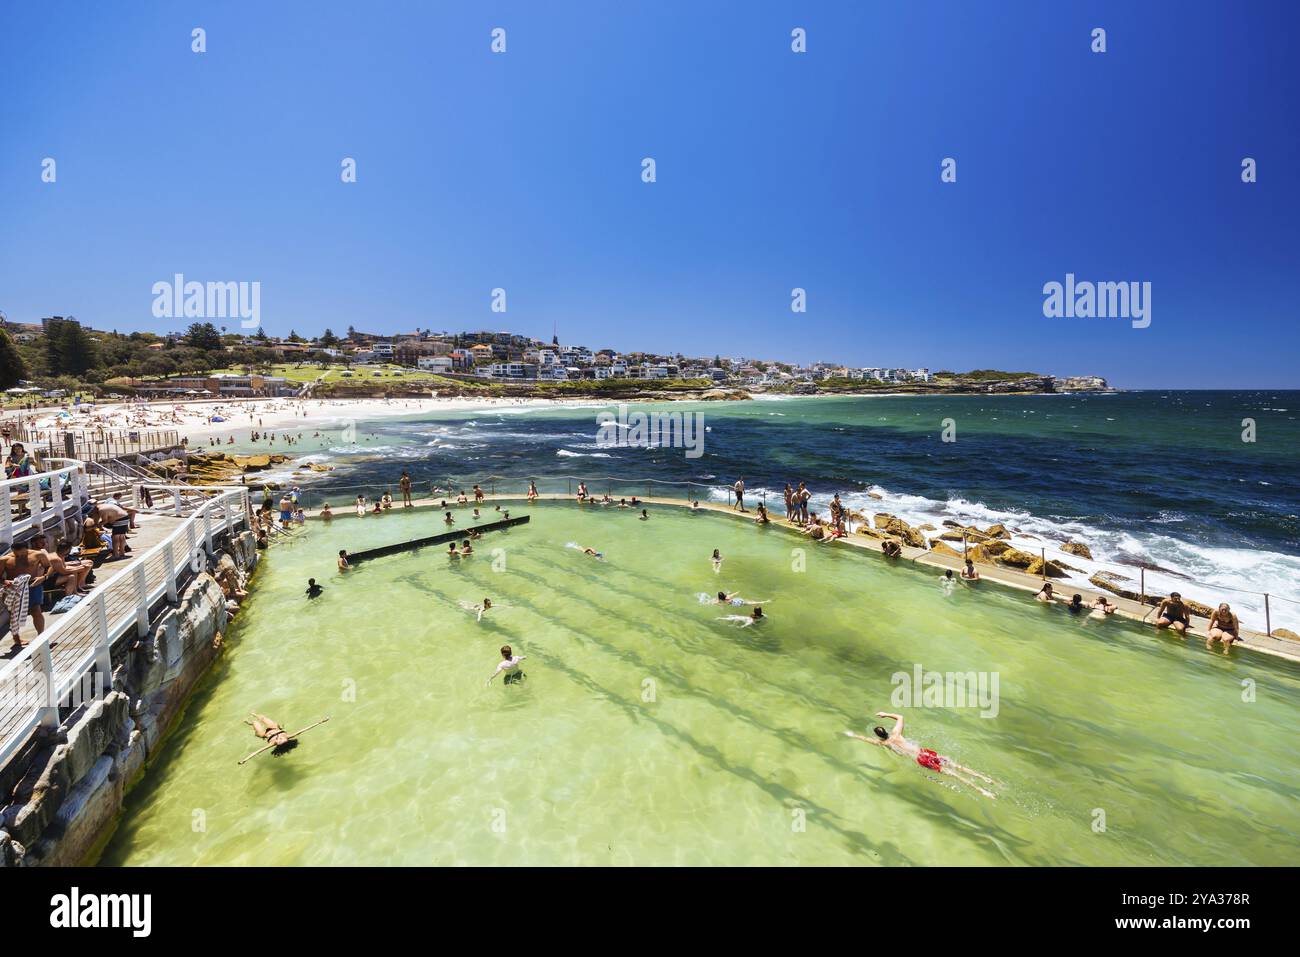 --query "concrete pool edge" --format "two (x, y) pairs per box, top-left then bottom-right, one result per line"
(306, 493), (1300, 666)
